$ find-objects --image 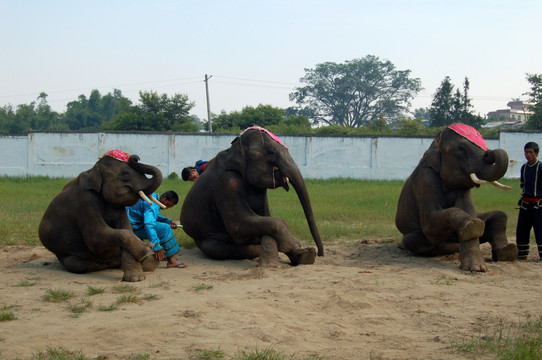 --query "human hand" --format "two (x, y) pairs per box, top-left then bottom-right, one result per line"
(154, 249), (166, 260)
(169, 221), (179, 229)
